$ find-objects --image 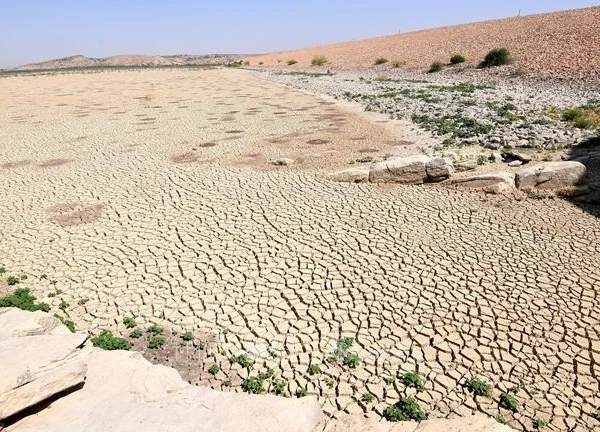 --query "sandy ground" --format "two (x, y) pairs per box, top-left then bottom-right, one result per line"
(251, 7), (600, 80)
(1, 69), (600, 431)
